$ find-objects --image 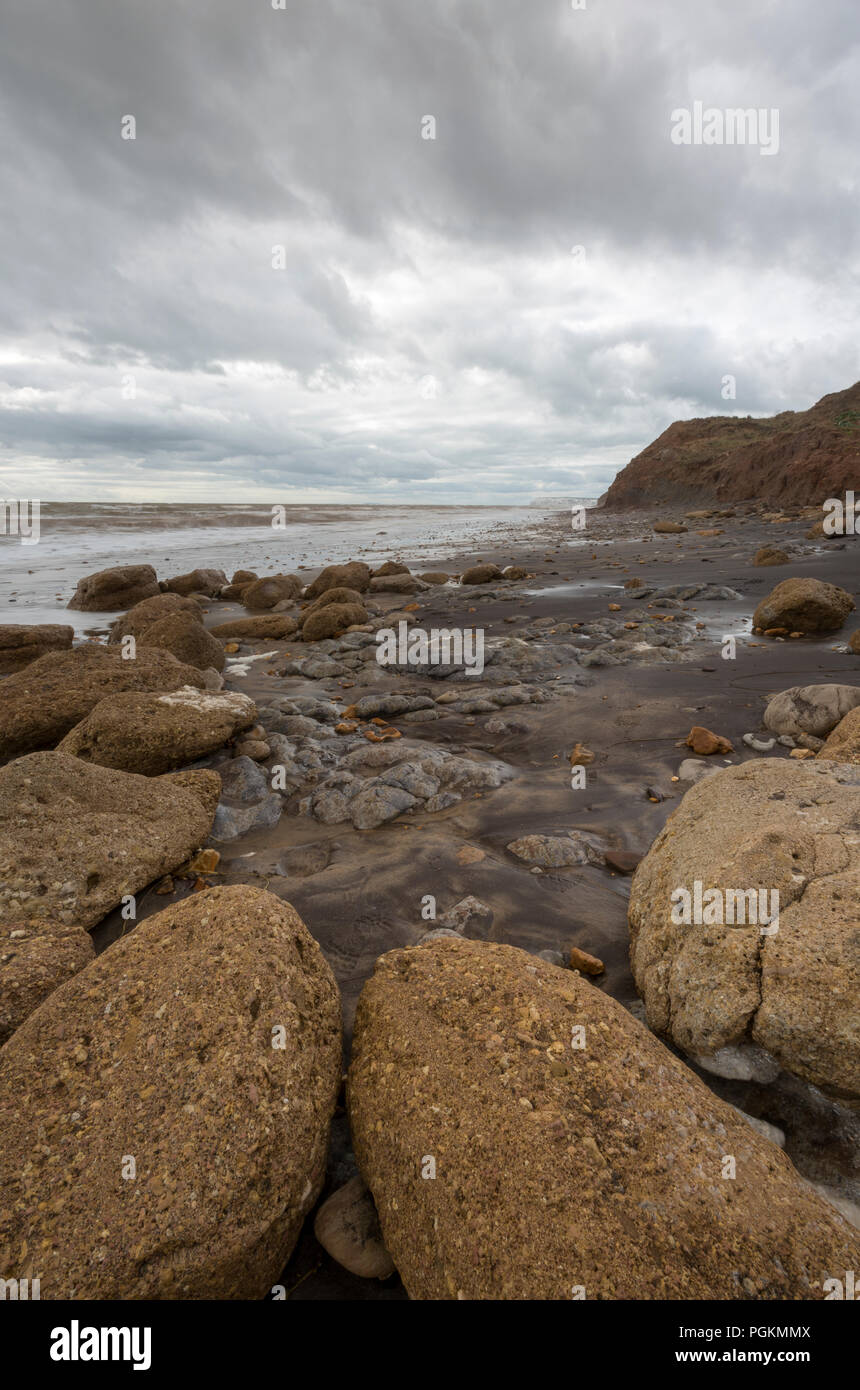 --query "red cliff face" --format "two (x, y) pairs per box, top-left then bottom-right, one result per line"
(603, 383), (860, 508)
